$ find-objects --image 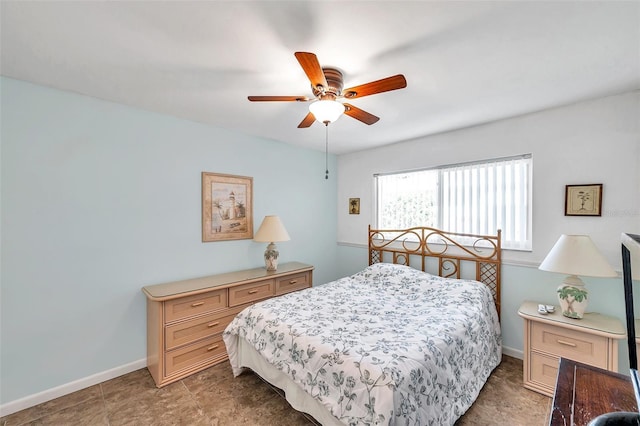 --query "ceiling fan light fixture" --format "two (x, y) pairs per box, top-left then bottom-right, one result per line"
(309, 99), (345, 124)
